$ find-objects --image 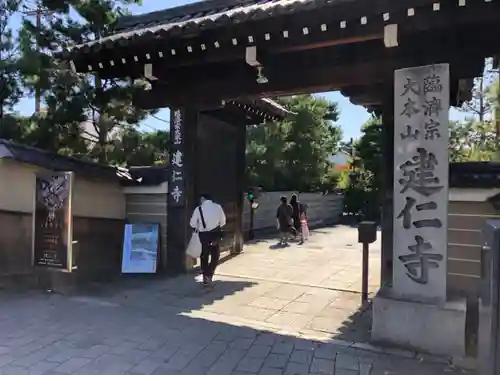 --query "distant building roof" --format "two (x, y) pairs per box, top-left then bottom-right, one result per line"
(328, 151), (352, 165)
(0, 139), (131, 182)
